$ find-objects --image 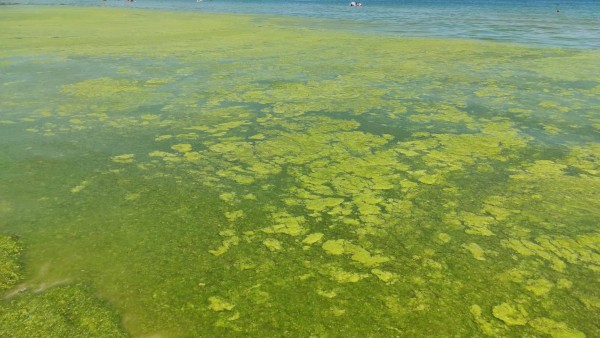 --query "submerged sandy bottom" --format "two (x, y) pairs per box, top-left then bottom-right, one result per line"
(0, 6), (599, 337)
